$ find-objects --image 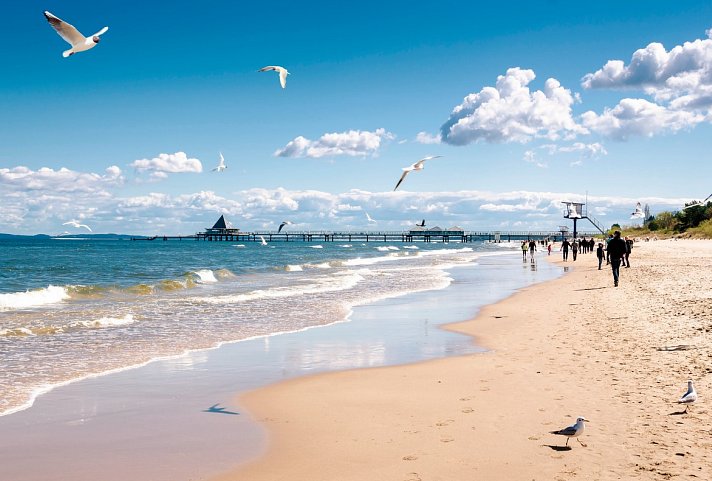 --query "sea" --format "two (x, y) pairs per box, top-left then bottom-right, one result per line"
(0, 236), (534, 418)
